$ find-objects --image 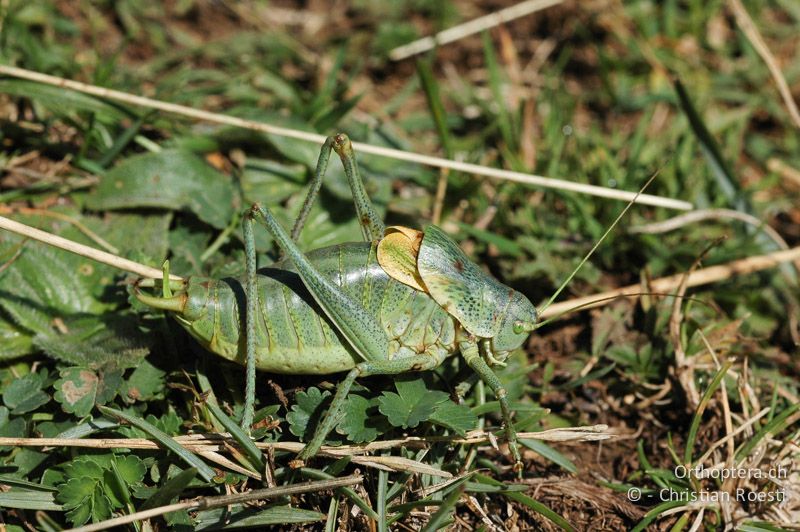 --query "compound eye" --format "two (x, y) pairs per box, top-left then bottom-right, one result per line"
(513, 321), (525, 335)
